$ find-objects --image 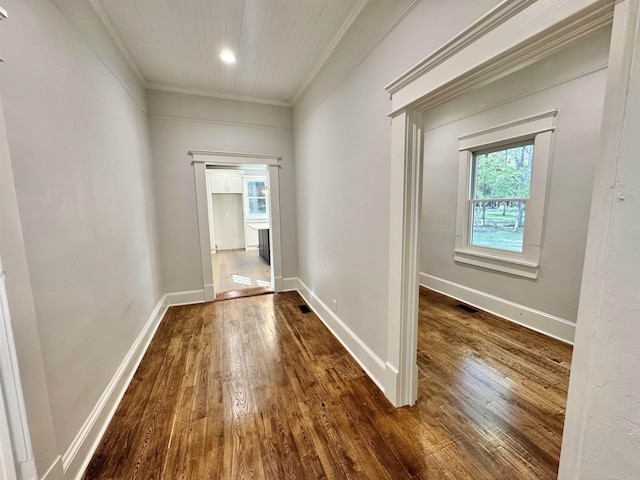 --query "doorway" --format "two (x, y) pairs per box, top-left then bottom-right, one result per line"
(382, 1), (615, 408)
(189, 150), (284, 303)
(206, 164), (273, 300)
